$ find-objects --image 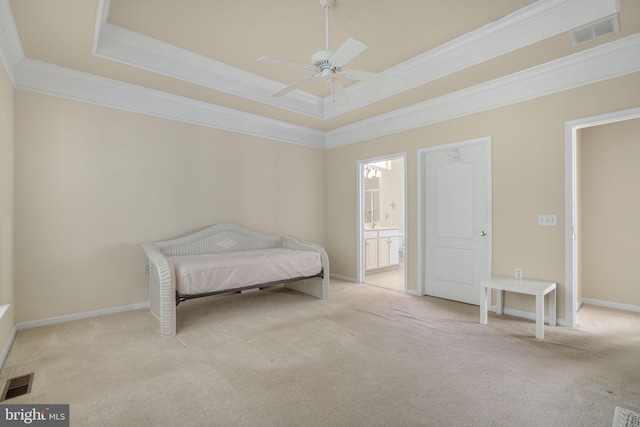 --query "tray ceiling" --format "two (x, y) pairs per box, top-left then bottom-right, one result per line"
(3, 0), (638, 147)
